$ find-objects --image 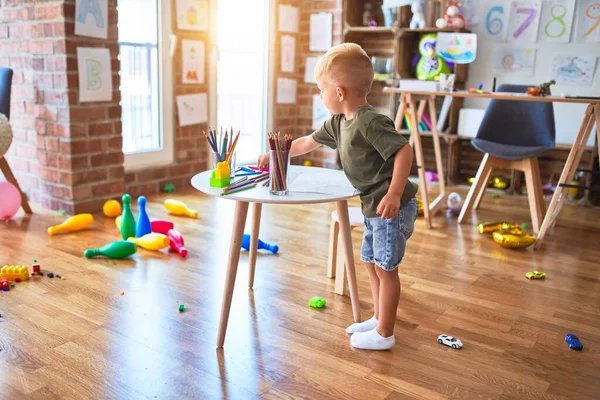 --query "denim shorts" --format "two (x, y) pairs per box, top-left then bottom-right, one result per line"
(360, 198), (419, 271)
